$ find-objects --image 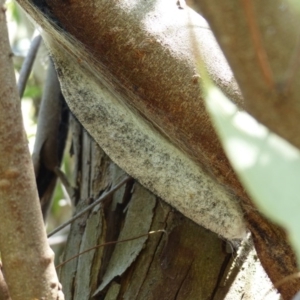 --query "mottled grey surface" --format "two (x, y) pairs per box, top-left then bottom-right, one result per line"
(25, 0), (246, 240)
